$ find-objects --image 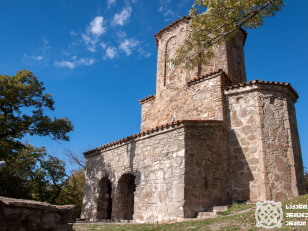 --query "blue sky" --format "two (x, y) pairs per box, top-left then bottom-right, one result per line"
(1, 0), (307, 172)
